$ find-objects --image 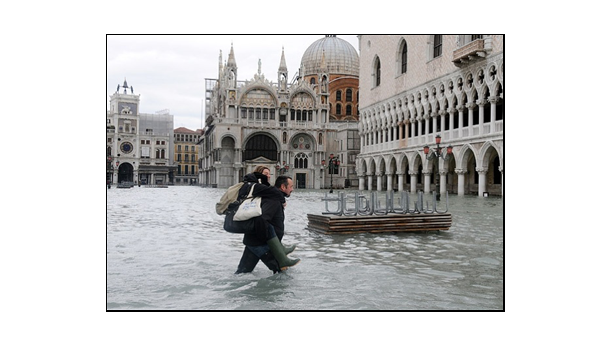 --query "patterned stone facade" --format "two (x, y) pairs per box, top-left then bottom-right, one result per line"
(357, 35), (504, 196)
